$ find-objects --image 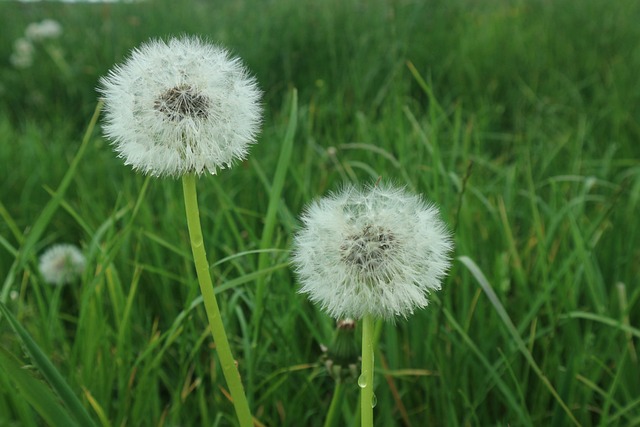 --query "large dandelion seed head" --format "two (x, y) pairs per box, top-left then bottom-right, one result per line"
(98, 36), (262, 177)
(292, 184), (454, 320)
